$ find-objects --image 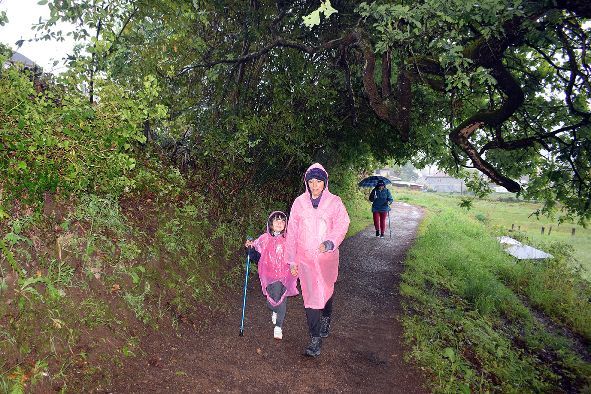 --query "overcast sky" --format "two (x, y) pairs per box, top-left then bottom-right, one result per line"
(0, 0), (75, 72)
